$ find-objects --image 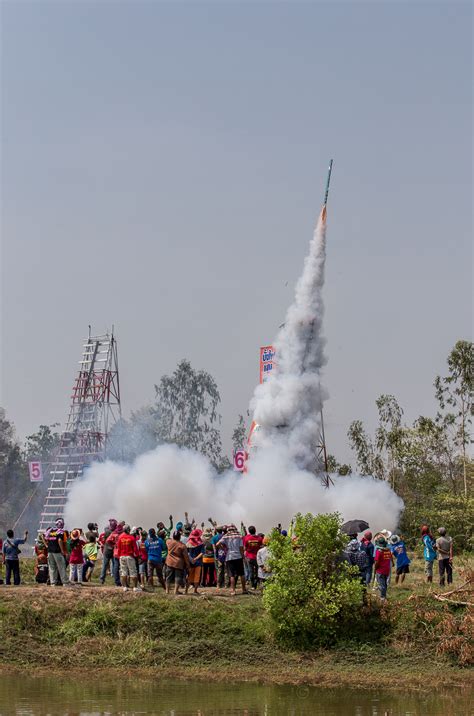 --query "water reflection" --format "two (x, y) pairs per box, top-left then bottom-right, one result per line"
(0, 675), (471, 716)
